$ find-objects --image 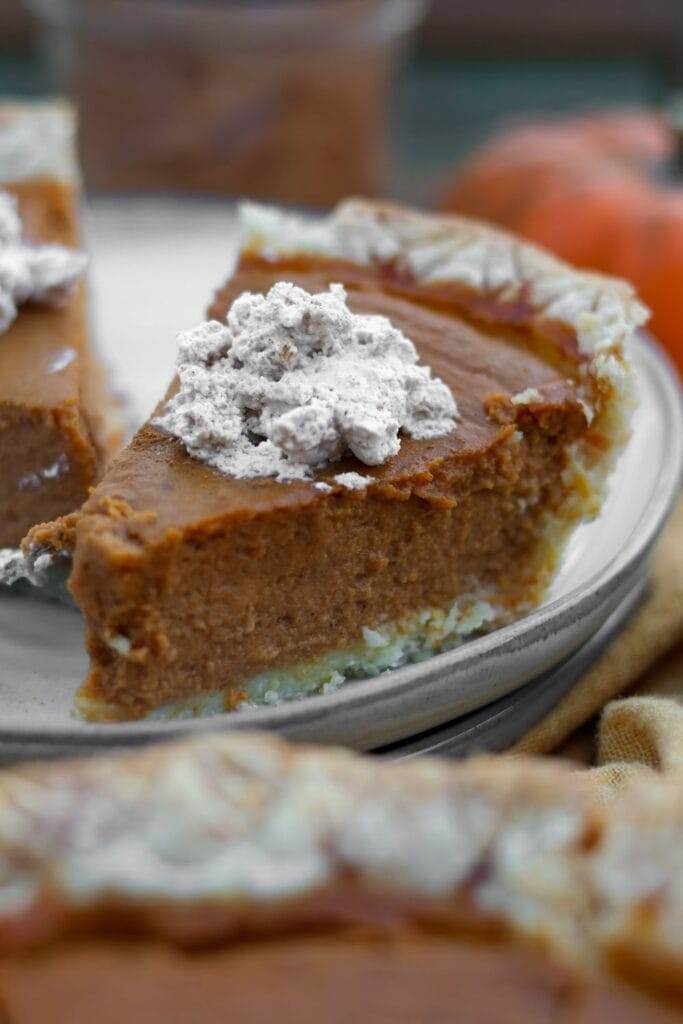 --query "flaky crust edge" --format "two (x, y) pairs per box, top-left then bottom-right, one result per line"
(239, 197), (649, 384)
(0, 727), (681, 1010)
